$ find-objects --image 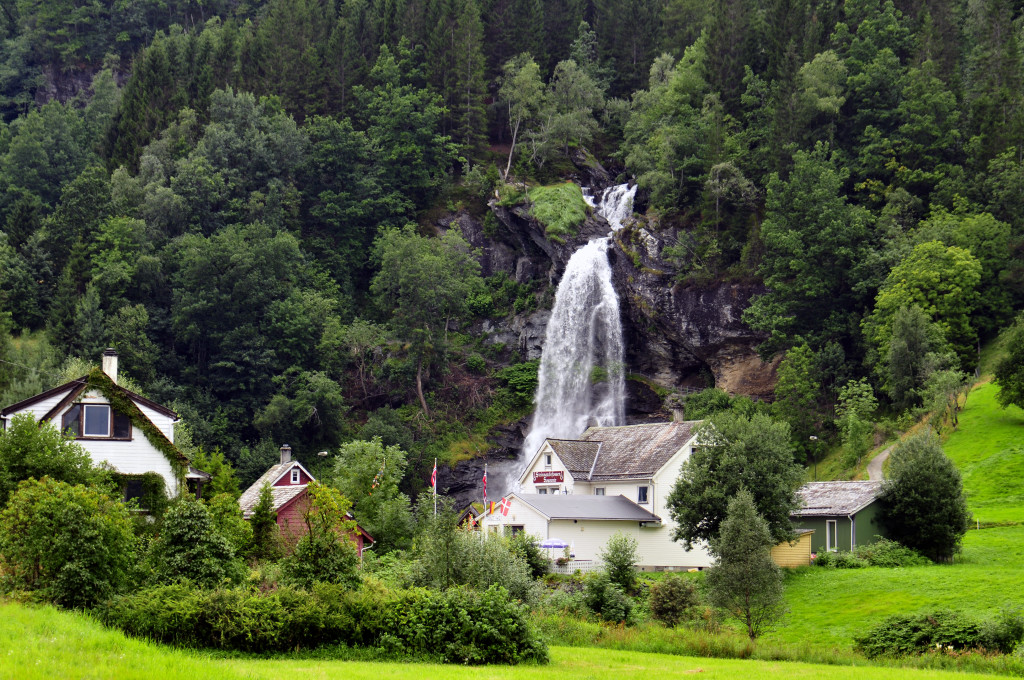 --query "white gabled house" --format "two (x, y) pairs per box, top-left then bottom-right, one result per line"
(0, 349), (206, 499)
(480, 421), (713, 570)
